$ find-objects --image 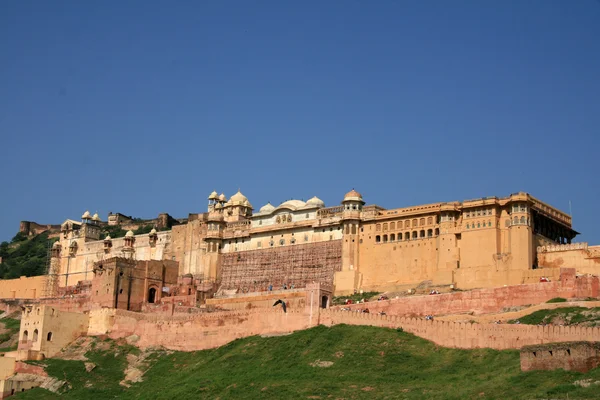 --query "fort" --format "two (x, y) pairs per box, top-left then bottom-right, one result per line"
(0, 189), (599, 397)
